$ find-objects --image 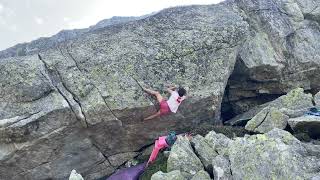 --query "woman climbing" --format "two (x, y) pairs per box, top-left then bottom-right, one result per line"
(142, 85), (187, 121)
